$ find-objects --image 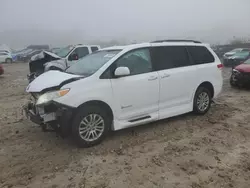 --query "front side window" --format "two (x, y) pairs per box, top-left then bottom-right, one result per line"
(66, 50), (120, 76)
(151, 46), (191, 71)
(91, 47), (99, 52)
(75, 47), (89, 59)
(114, 48), (152, 76)
(187, 46), (215, 64)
